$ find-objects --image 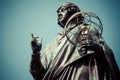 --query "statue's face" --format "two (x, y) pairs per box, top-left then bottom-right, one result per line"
(57, 6), (70, 28)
